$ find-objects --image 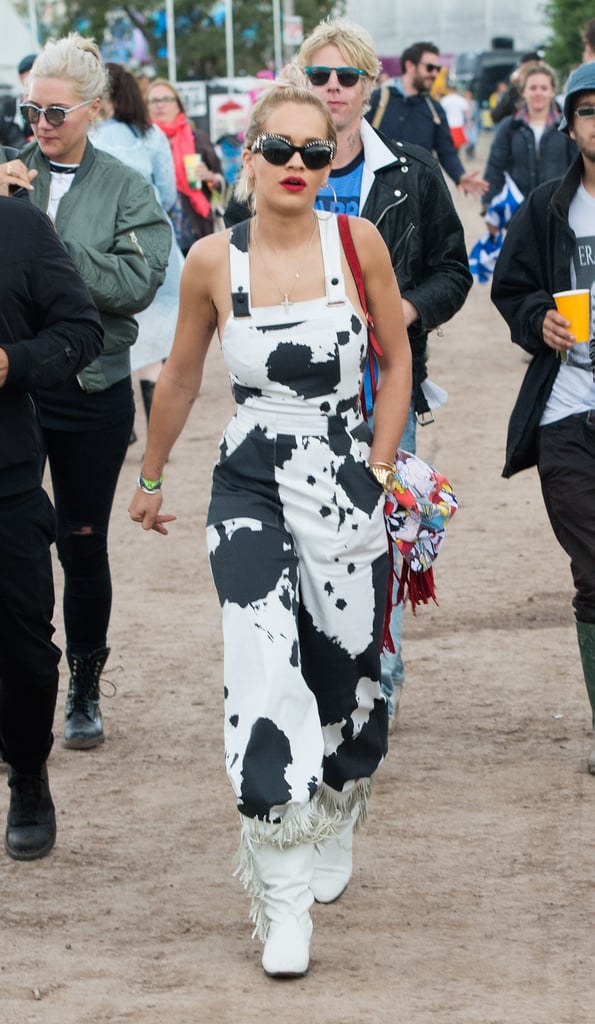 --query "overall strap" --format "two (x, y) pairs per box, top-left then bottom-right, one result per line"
(317, 212), (346, 305)
(229, 218), (252, 318)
